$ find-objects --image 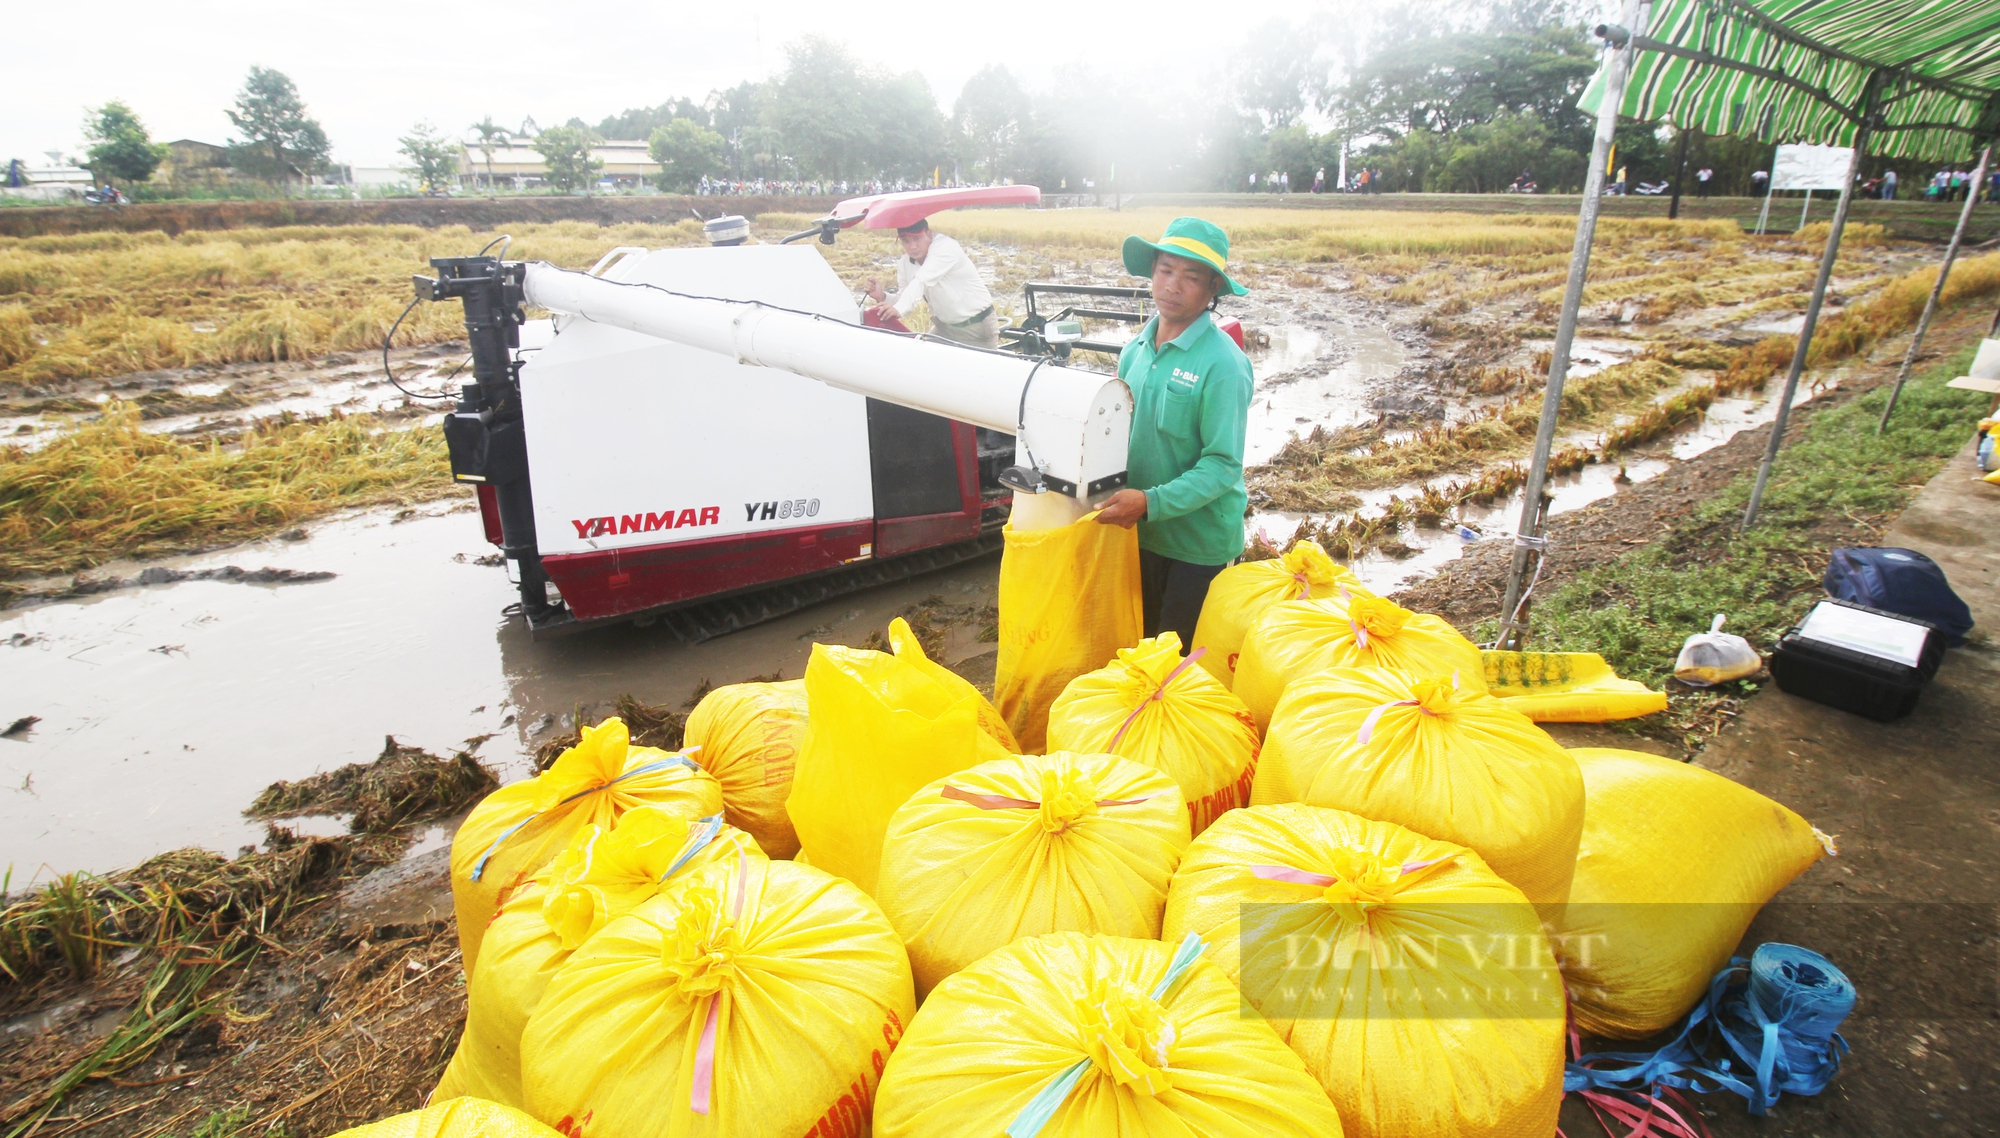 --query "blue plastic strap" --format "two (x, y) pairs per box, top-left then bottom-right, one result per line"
(1150, 931), (1207, 1001)
(469, 753), (703, 882)
(1003, 933), (1207, 1138)
(1003, 1060), (1090, 1138)
(1565, 944), (1854, 1116)
(660, 815), (726, 882)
